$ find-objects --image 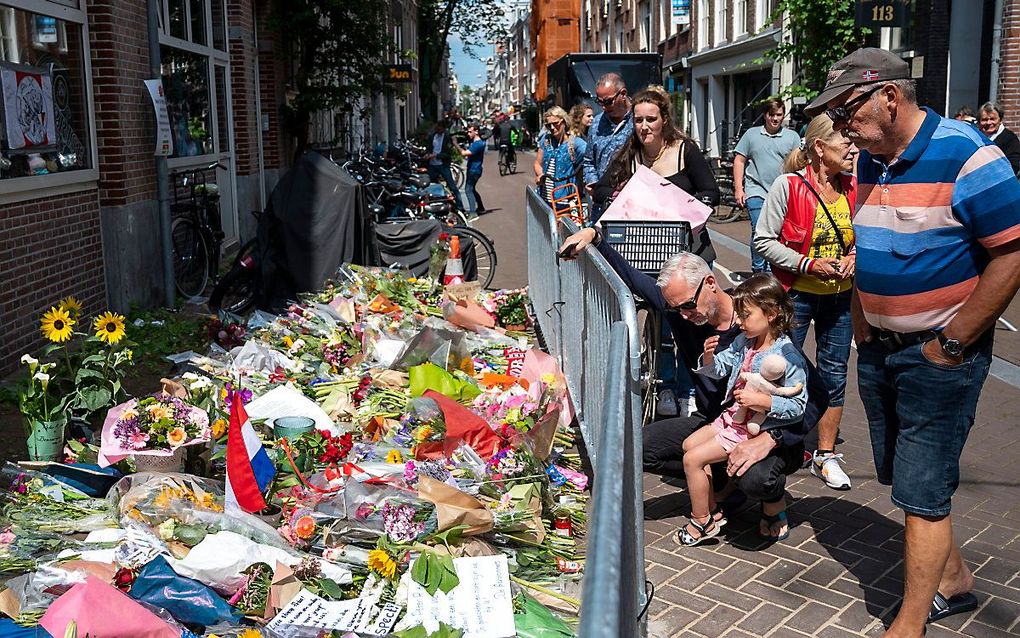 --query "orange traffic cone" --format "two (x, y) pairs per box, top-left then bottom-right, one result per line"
(444, 235), (465, 285)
